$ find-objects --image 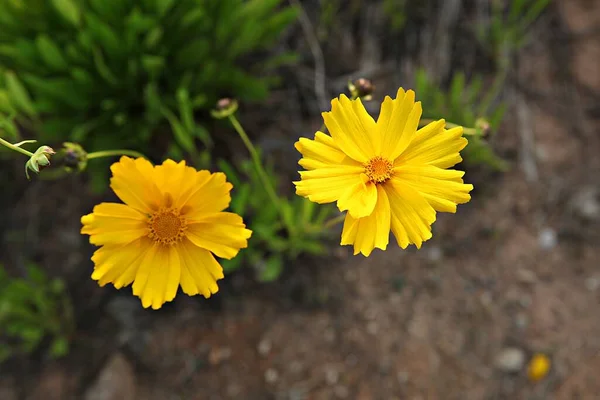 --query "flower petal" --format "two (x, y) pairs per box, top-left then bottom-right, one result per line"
(109, 156), (163, 213)
(295, 131), (358, 170)
(186, 212), (252, 259)
(294, 165), (365, 204)
(383, 177), (436, 249)
(153, 159), (201, 208)
(393, 164), (473, 213)
(179, 171), (233, 220)
(178, 239), (224, 298)
(81, 203), (147, 246)
(378, 89), (422, 161)
(322, 95), (374, 163)
(341, 185), (391, 256)
(90, 238), (149, 287)
(399, 123), (468, 169)
(132, 242), (161, 307)
(138, 245), (180, 309)
(337, 175), (378, 218)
